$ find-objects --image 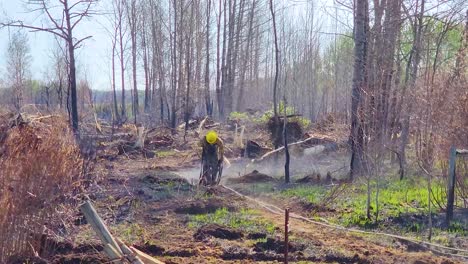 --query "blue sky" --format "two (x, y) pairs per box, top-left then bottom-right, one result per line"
(0, 0), (112, 90)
